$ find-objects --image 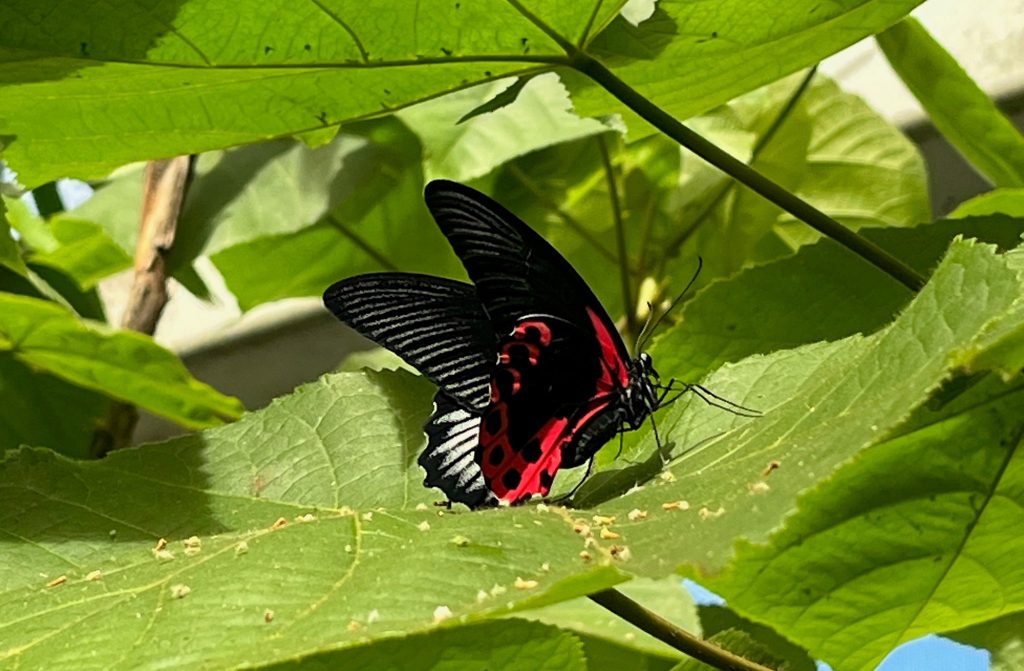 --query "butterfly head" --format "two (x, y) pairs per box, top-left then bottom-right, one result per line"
(623, 352), (661, 429)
